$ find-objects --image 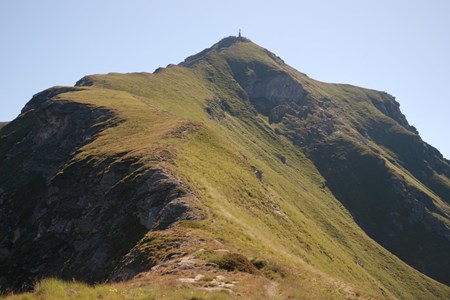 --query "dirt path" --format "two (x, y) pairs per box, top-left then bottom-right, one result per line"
(266, 280), (279, 299)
